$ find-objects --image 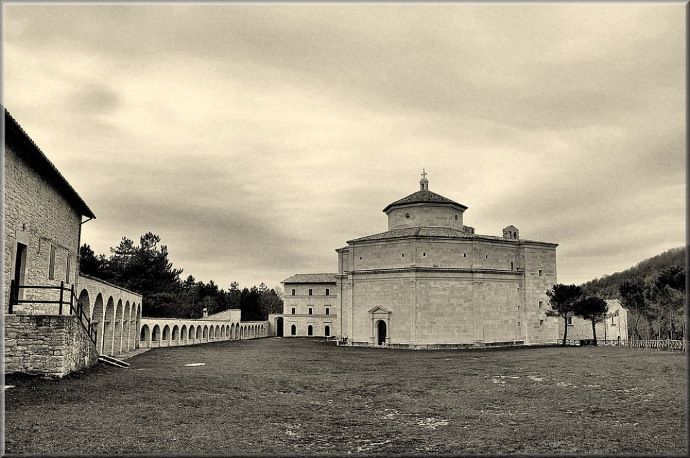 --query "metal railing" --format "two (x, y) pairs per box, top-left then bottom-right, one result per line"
(8, 279), (98, 347)
(561, 338), (686, 353)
